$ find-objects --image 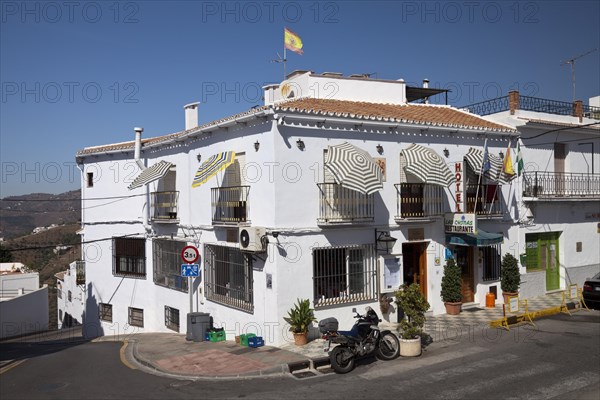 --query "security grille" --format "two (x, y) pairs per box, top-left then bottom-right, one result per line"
(164, 306), (180, 332)
(482, 244), (501, 281)
(204, 244), (254, 313)
(153, 239), (188, 292)
(99, 303), (113, 322)
(113, 237), (146, 277)
(128, 307), (144, 327)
